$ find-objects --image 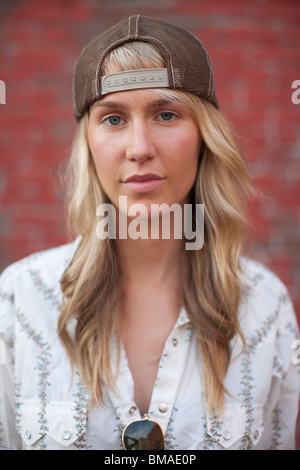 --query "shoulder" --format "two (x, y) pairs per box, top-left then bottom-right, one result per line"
(240, 256), (291, 305)
(240, 256), (286, 292)
(0, 238), (81, 331)
(238, 256), (298, 337)
(0, 237), (80, 288)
